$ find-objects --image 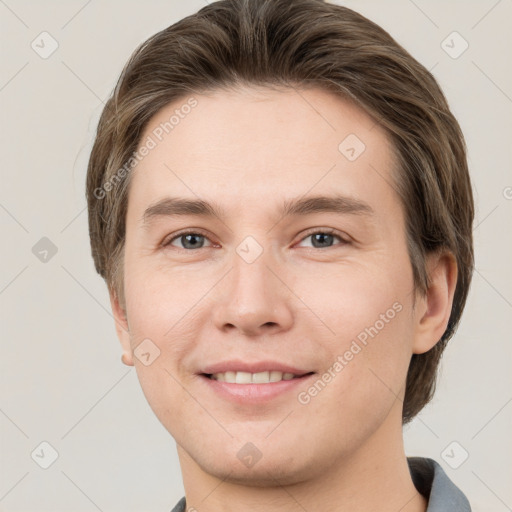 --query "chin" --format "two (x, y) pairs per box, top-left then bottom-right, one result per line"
(202, 455), (314, 487)
(179, 434), (319, 487)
